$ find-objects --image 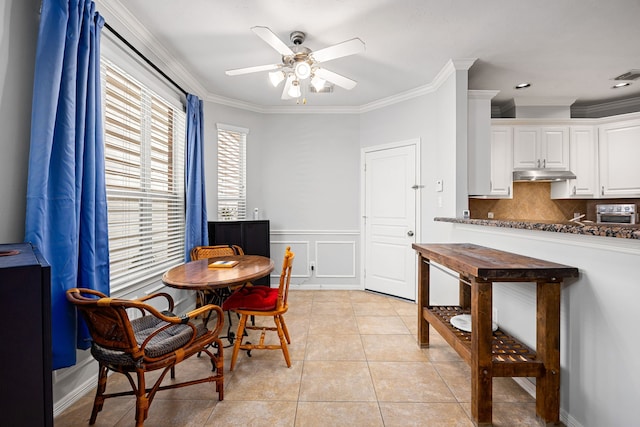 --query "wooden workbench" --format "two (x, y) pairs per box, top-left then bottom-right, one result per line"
(412, 243), (578, 426)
